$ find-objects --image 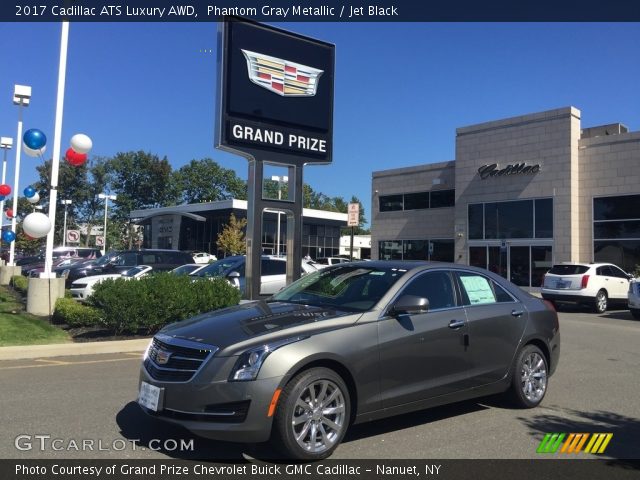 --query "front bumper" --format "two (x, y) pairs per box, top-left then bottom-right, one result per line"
(138, 361), (283, 443)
